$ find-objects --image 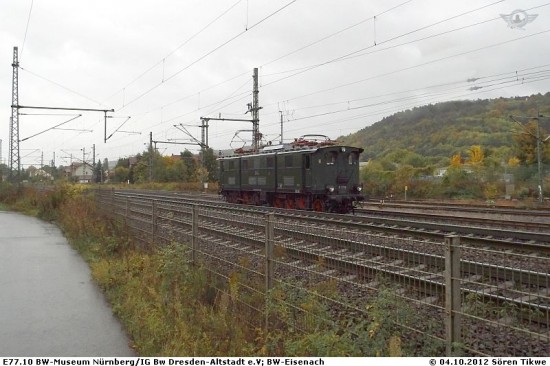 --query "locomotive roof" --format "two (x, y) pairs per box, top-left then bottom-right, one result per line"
(218, 144), (363, 159)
